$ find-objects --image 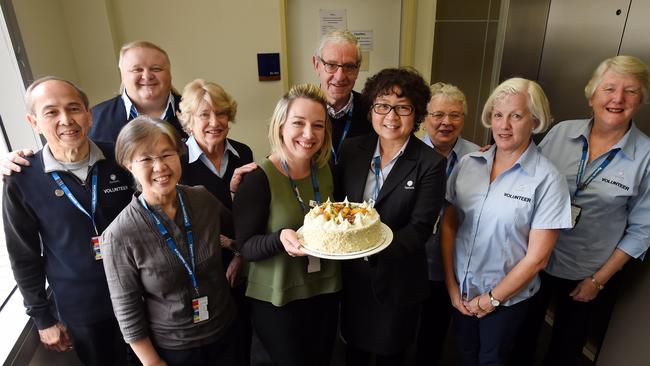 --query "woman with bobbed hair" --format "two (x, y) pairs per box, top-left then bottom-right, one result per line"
(335, 67), (447, 365)
(515, 55), (650, 366)
(101, 116), (240, 366)
(176, 79), (254, 363)
(232, 84), (340, 366)
(417, 82), (479, 365)
(441, 77), (572, 365)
